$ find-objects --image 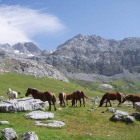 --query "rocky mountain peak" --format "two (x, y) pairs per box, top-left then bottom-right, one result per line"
(24, 42), (41, 54)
